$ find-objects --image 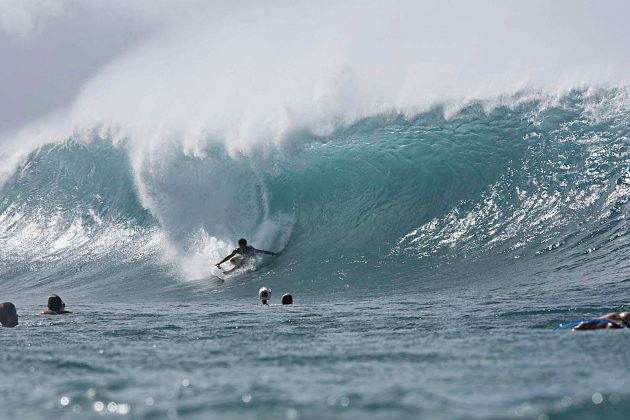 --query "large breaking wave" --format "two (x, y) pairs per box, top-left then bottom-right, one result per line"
(1, 88), (630, 300)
